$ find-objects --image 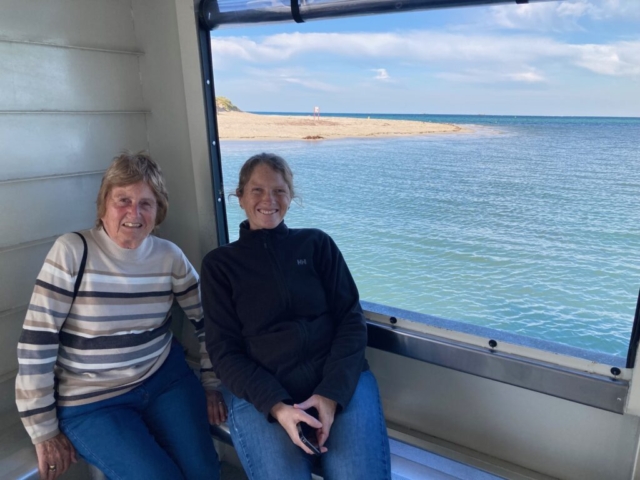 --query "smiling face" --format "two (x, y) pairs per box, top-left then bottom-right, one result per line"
(239, 163), (291, 230)
(100, 181), (157, 249)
